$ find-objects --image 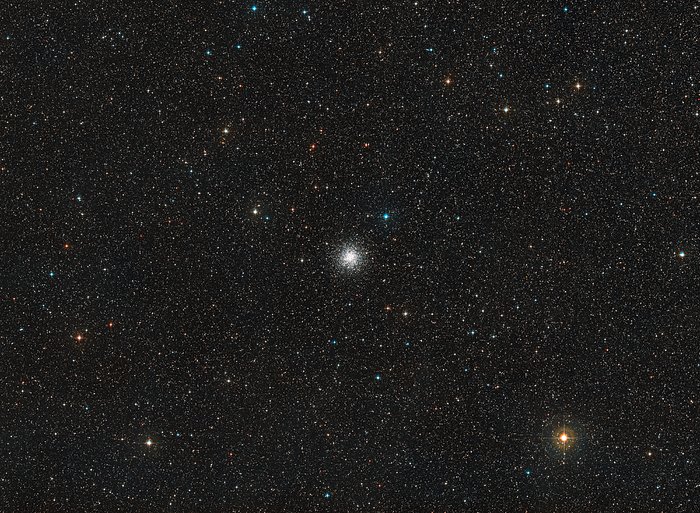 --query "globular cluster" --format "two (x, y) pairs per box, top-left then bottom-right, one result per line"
(1, 1), (699, 512)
